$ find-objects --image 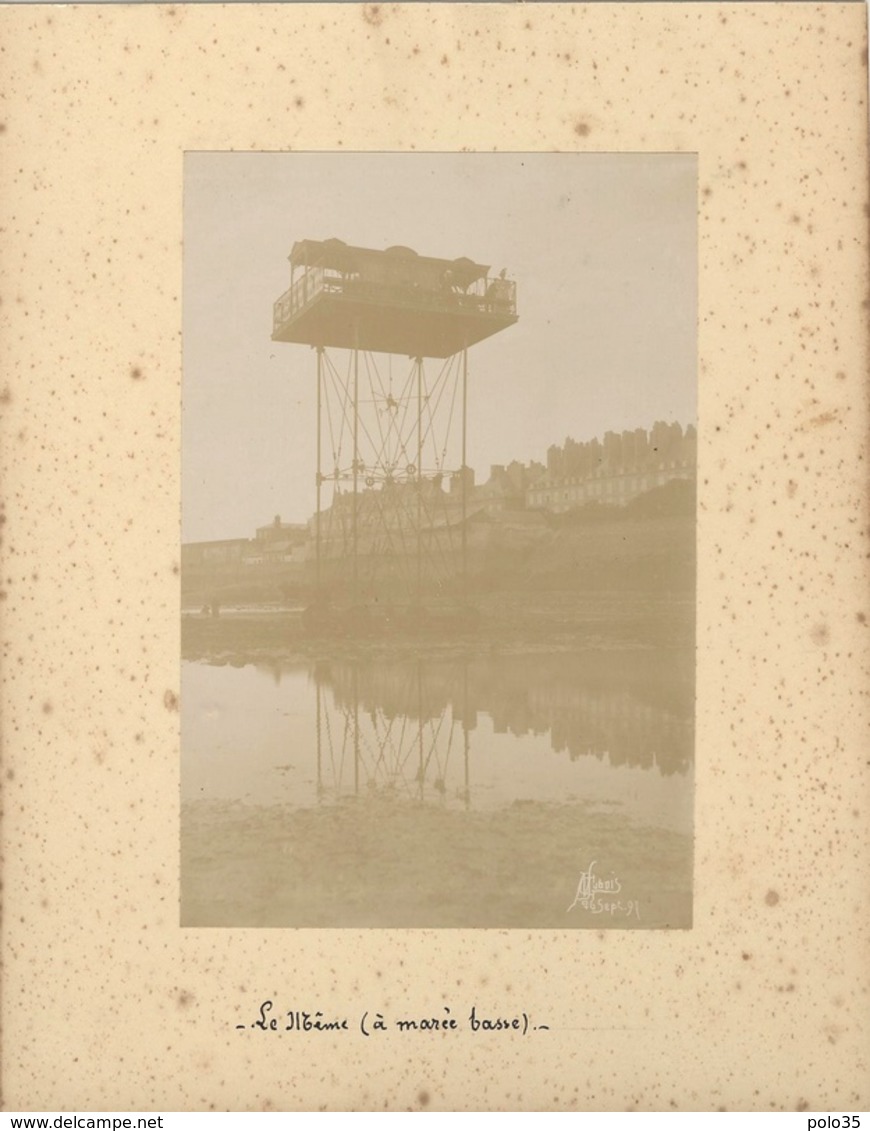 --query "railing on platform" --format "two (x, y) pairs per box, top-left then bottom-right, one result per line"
(273, 267), (517, 334)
